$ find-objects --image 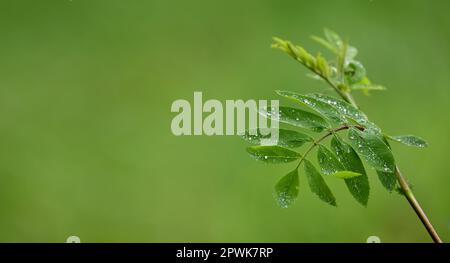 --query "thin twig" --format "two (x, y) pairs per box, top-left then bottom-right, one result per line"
(341, 92), (443, 243)
(394, 165), (443, 242)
